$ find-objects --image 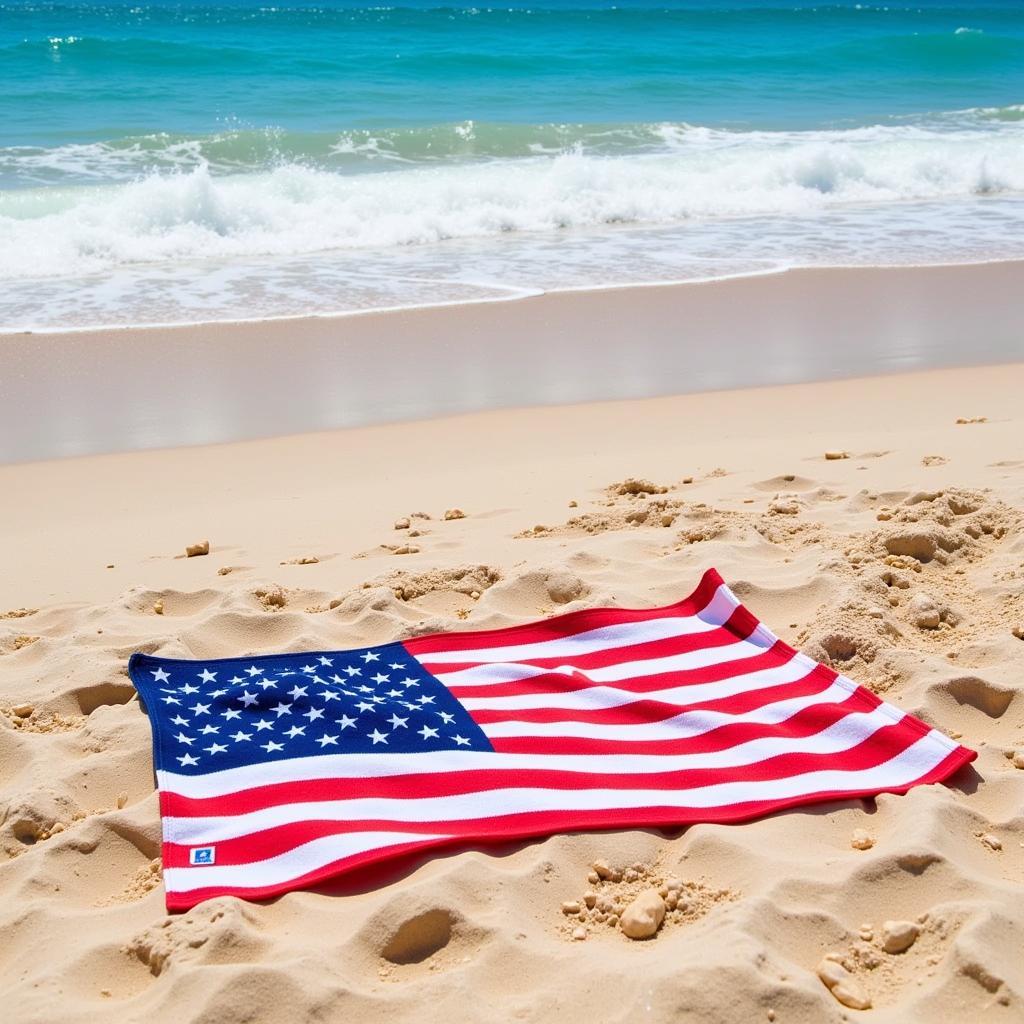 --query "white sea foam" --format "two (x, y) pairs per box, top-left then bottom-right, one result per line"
(3, 119), (1023, 281)
(2, 117), (1024, 330)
